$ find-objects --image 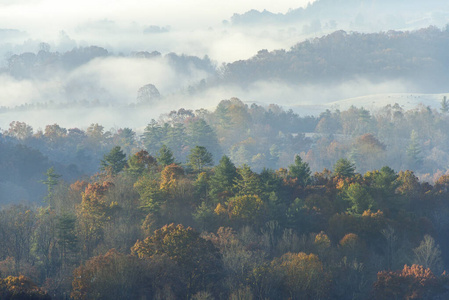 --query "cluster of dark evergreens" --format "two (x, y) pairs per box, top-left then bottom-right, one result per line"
(2, 141), (449, 299)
